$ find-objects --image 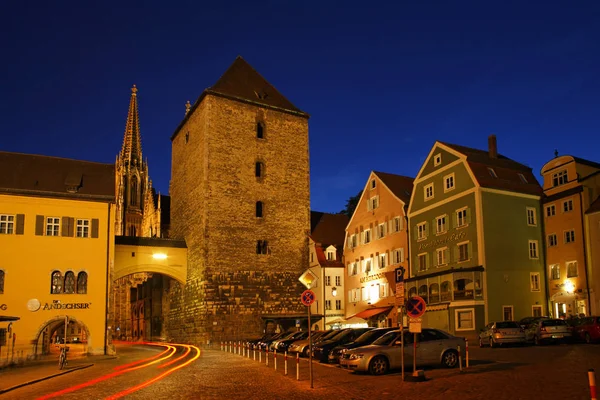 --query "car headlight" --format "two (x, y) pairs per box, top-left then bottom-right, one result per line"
(341, 348), (348, 354)
(349, 353), (364, 360)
